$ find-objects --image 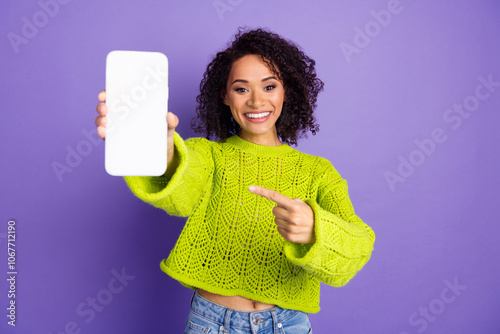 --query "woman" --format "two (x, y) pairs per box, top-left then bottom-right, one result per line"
(95, 28), (375, 334)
